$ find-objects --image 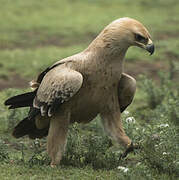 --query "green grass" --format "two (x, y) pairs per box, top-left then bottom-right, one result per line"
(0, 0), (179, 179)
(0, 164), (120, 180)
